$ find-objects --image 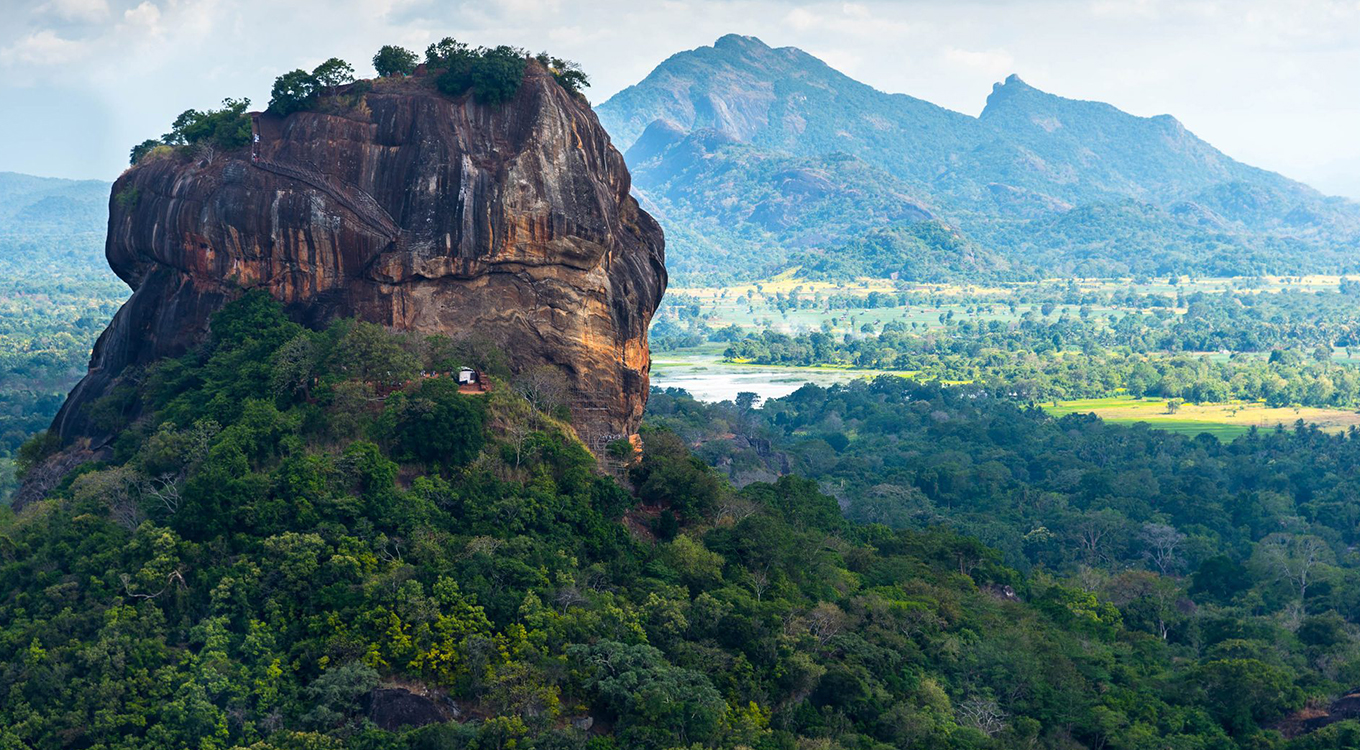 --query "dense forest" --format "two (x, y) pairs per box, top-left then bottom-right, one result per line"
(0, 173), (125, 501)
(4, 294), (1358, 749)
